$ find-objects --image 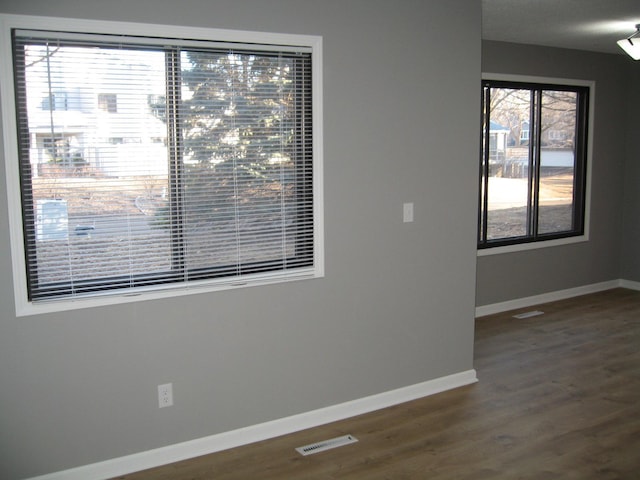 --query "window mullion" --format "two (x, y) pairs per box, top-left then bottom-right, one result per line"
(166, 49), (186, 277)
(529, 89), (542, 239)
(479, 86), (491, 245)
